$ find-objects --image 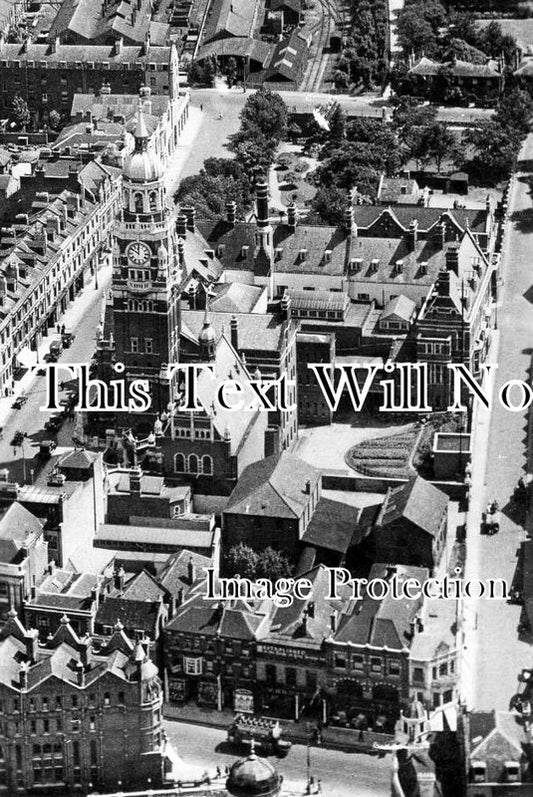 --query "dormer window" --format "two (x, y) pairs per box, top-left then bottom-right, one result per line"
(371, 258), (380, 272)
(275, 246), (283, 260)
(395, 259), (403, 274)
(471, 762), (486, 783)
(324, 249), (332, 263)
(419, 261), (428, 275)
(350, 257), (362, 272)
(504, 761), (520, 782)
(217, 244), (225, 257)
(240, 245), (249, 259)
(204, 249), (215, 259)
